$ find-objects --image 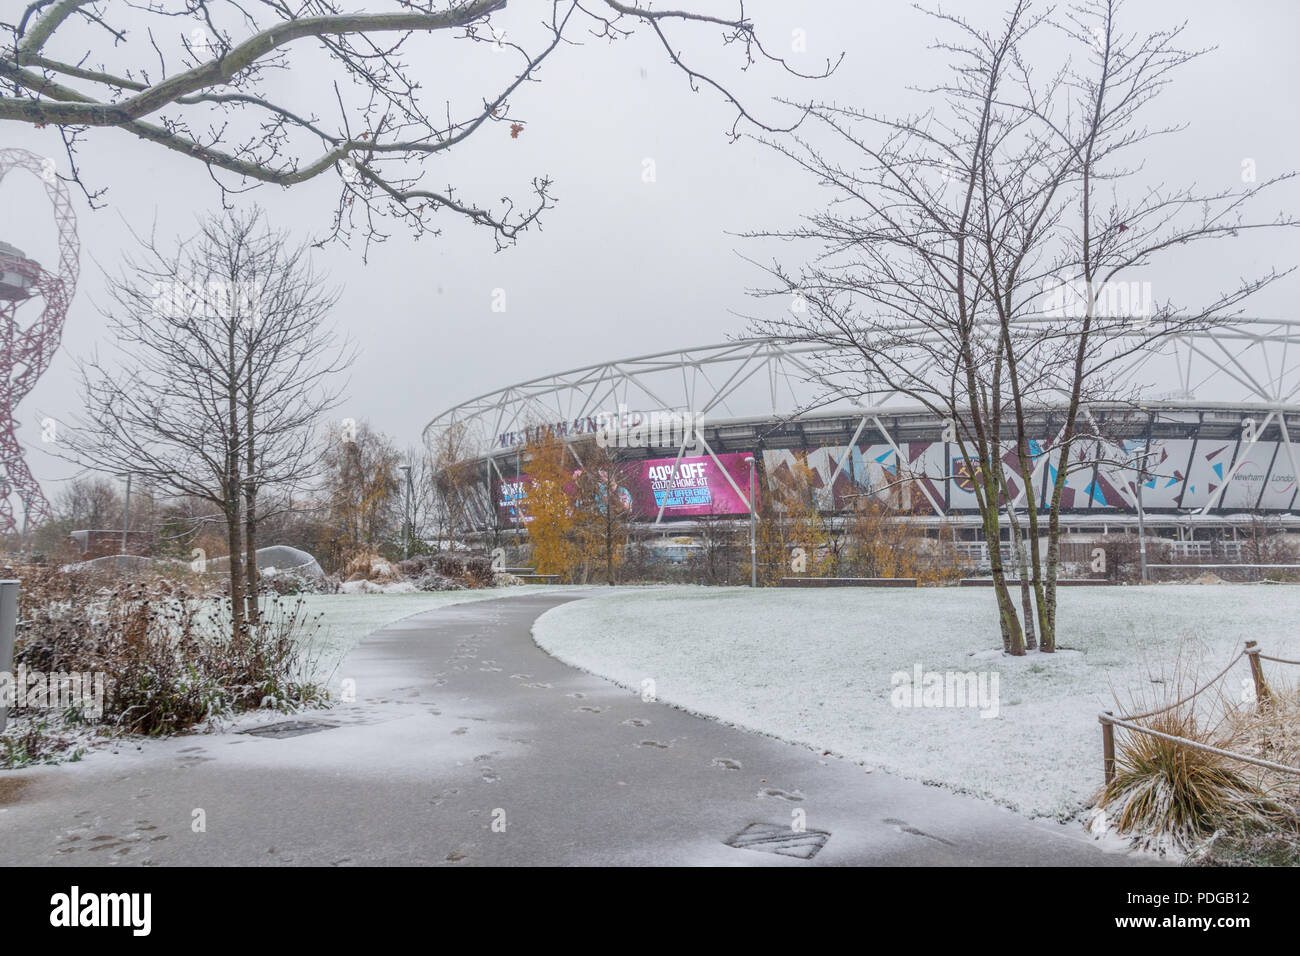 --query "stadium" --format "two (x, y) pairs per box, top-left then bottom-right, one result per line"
(424, 320), (1300, 567)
